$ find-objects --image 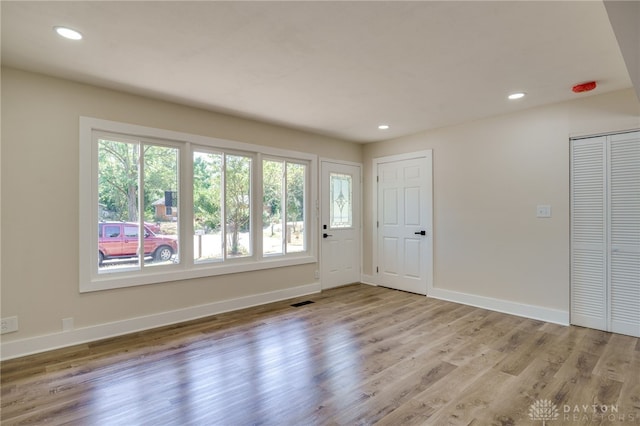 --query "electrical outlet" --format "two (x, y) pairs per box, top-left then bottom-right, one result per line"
(1, 316), (19, 334)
